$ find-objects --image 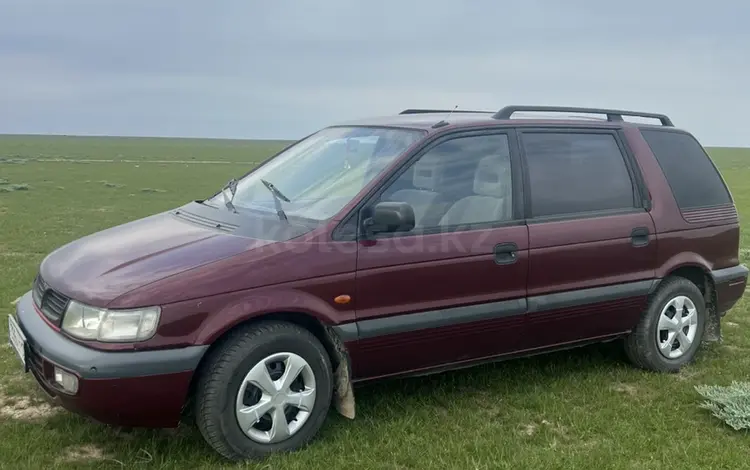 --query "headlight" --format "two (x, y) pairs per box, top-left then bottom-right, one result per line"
(61, 300), (160, 342)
